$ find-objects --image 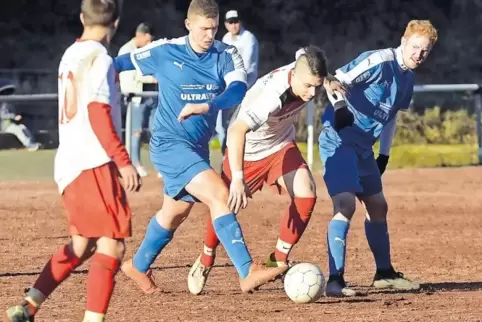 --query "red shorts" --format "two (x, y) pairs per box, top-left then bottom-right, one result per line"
(222, 142), (308, 195)
(62, 162), (132, 239)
